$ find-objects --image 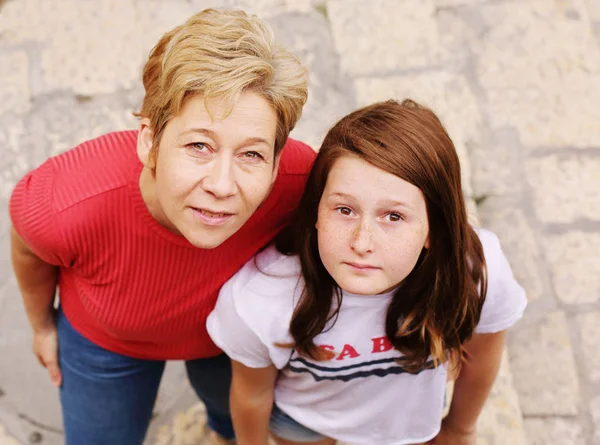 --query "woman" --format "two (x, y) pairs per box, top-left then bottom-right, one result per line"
(9, 8), (315, 445)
